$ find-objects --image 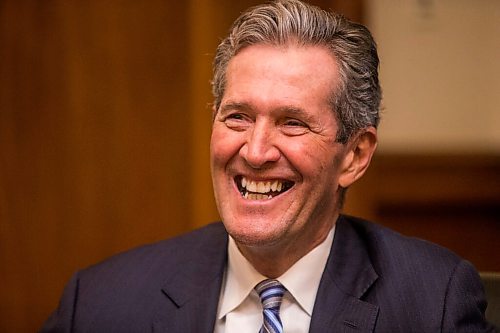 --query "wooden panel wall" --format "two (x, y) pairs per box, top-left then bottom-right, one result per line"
(0, 1), (359, 331)
(0, 2), (194, 332)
